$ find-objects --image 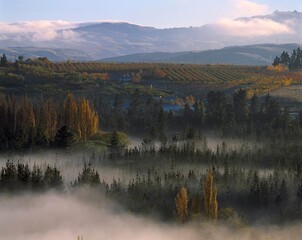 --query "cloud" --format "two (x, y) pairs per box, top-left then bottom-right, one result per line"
(212, 1), (295, 38)
(0, 20), (80, 42)
(232, 0), (269, 17)
(216, 18), (294, 37)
